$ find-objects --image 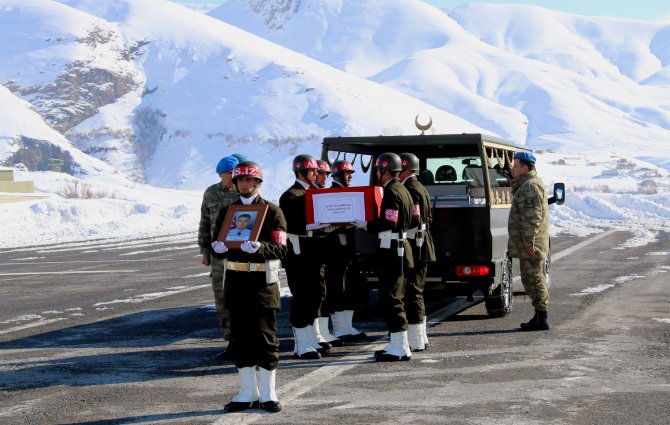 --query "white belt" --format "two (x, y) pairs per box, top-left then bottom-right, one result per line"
(406, 223), (426, 239)
(378, 230), (406, 249)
